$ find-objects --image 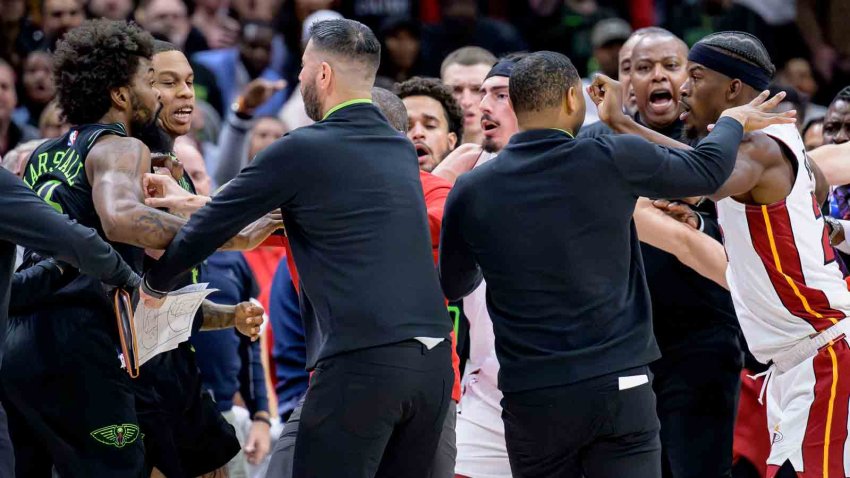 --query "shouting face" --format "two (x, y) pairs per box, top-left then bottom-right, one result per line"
(403, 95), (457, 172)
(630, 35), (688, 129)
(152, 50), (195, 137)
